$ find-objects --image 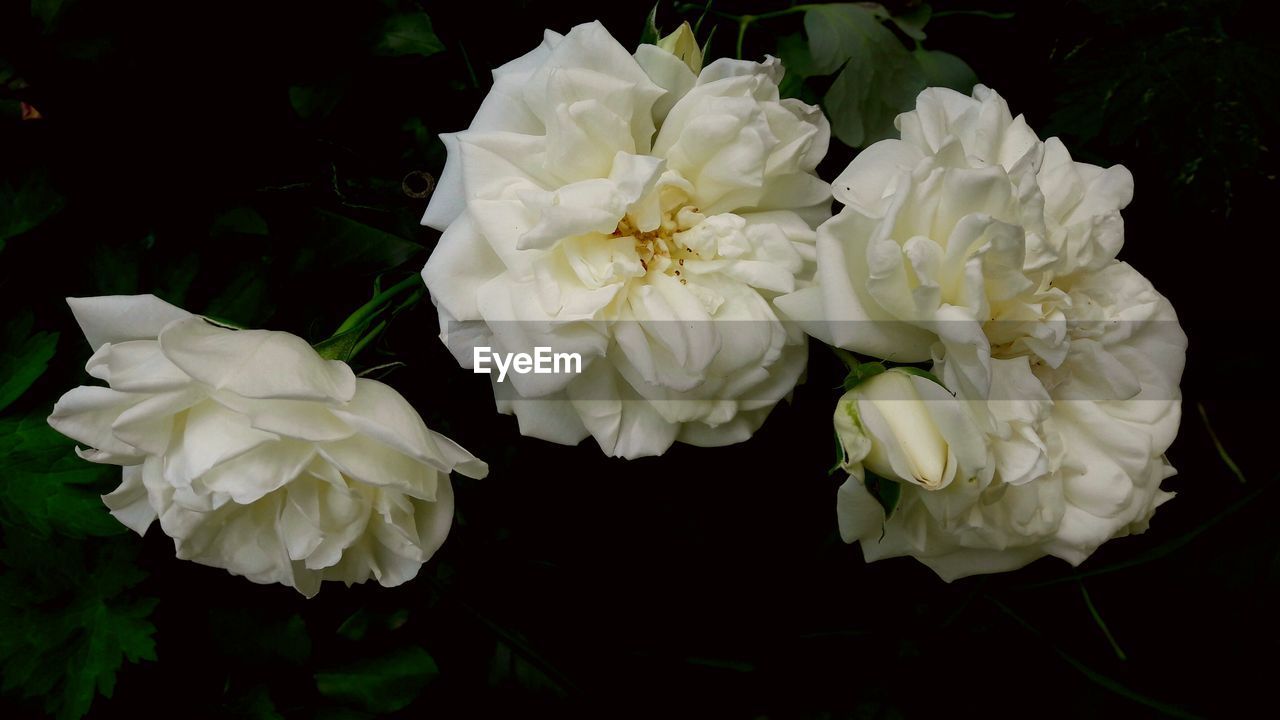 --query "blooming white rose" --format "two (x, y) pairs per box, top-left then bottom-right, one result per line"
(421, 21), (831, 459)
(47, 295), (487, 596)
(780, 86), (1186, 579)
